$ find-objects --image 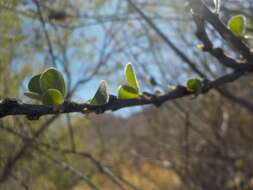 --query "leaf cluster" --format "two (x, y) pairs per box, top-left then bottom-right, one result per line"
(25, 63), (142, 107)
